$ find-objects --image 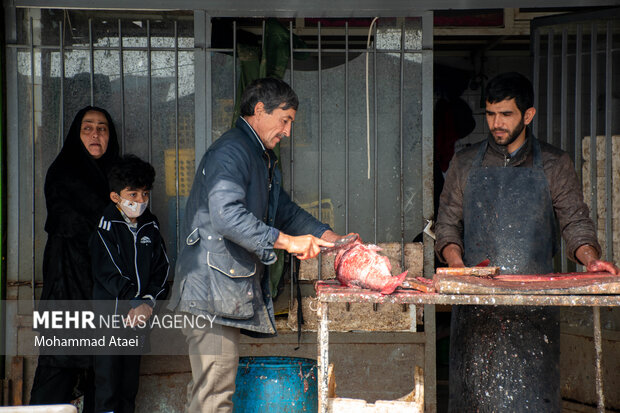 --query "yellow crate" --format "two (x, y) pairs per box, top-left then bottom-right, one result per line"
(299, 199), (334, 229)
(164, 148), (195, 197)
